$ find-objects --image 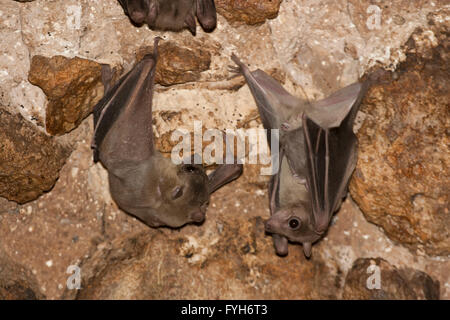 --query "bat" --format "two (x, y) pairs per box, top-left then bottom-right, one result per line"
(91, 38), (242, 228)
(118, 0), (217, 35)
(231, 54), (366, 257)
